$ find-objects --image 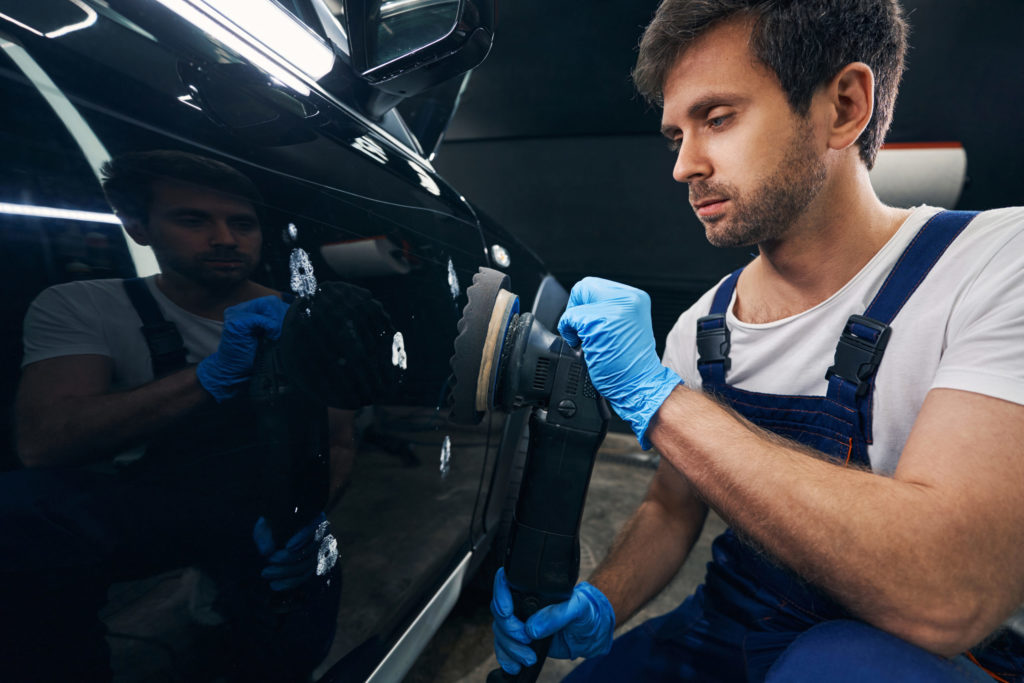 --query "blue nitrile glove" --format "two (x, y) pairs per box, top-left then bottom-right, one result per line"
(252, 512), (338, 591)
(558, 278), (683, 449)
(197, 295), (289, 402)
(491, 567), (615, 674)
